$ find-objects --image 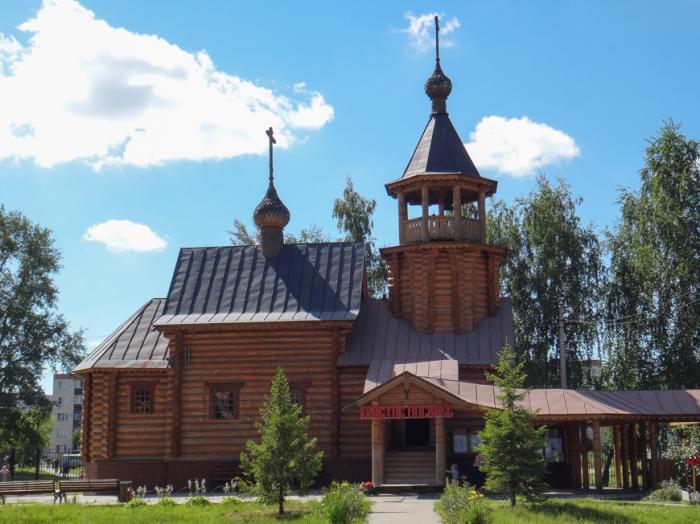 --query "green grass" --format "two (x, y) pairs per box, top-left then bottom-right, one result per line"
(0, 500), (330, 523)
(484, 499), (700, 524)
